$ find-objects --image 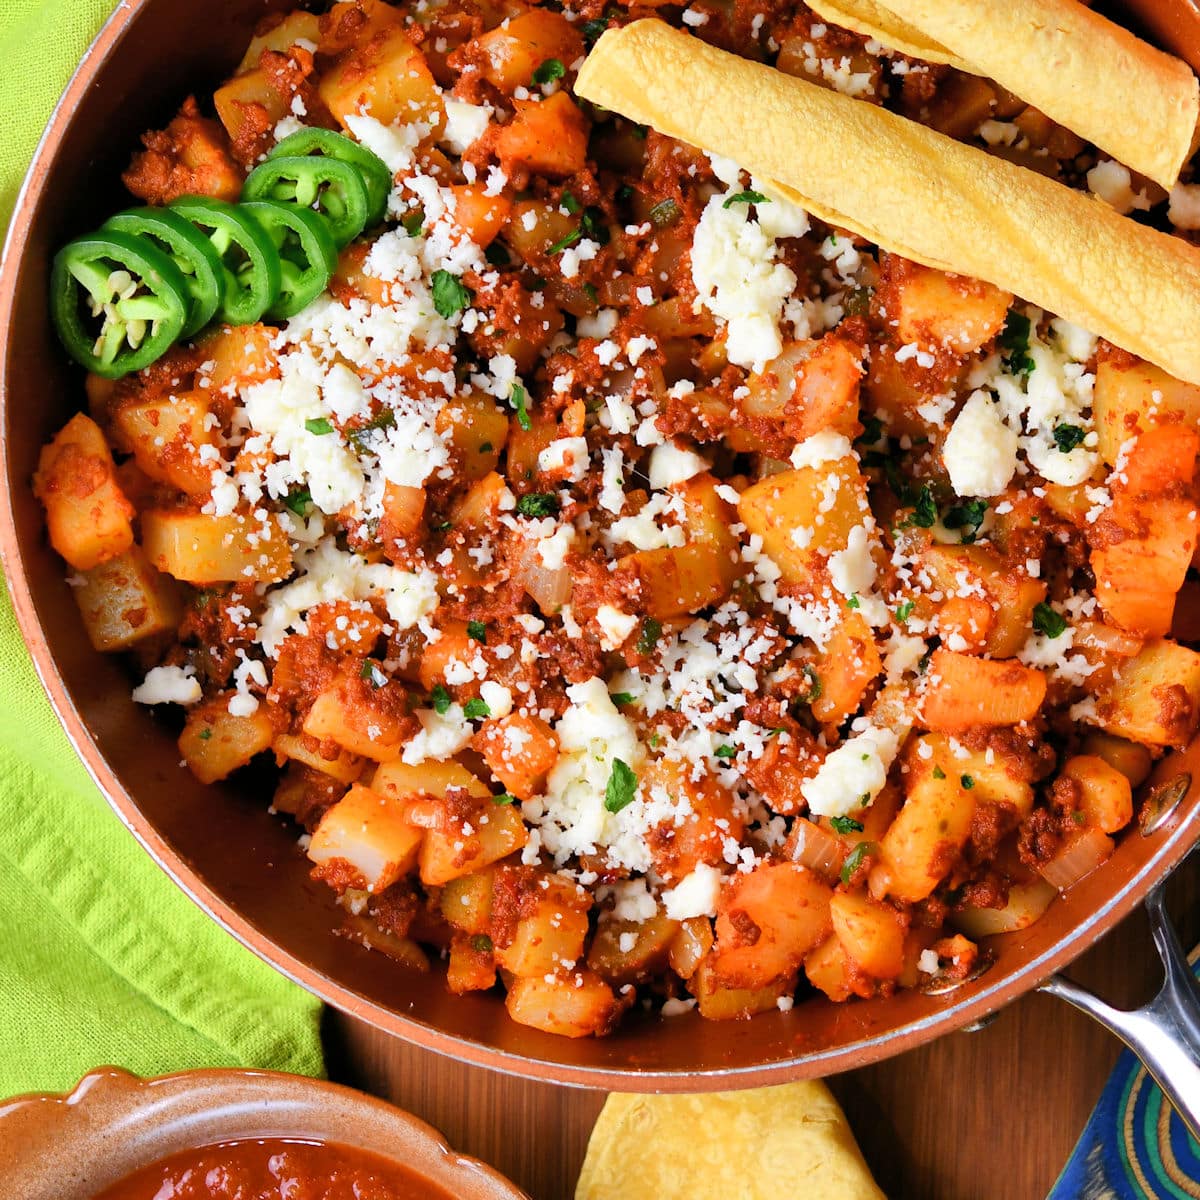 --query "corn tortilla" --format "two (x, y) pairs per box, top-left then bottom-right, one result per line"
(575, 1082), (886, 1200)
(806, 0), (958, 66)
(806, 0), (1198, 188)
(575, 20), (1200, 386)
